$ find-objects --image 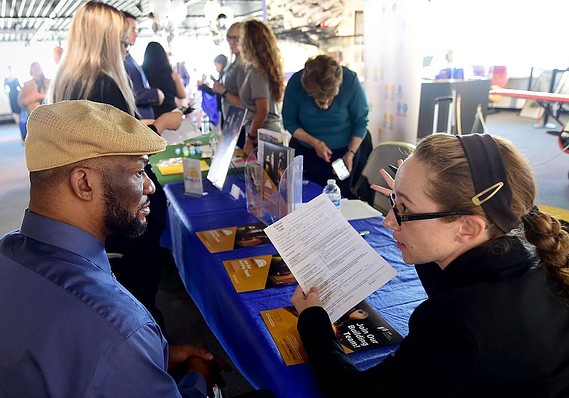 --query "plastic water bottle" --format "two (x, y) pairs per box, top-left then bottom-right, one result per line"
(323, 179), (341, 210)
(202, 113), (210, 135)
